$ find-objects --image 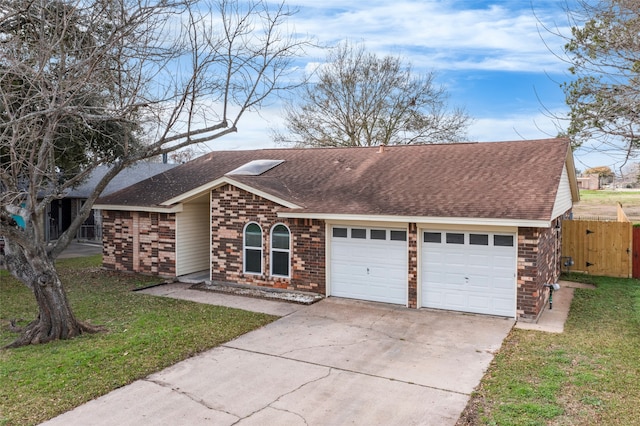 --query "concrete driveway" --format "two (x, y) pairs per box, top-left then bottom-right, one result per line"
(43, 295), (513, 425)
